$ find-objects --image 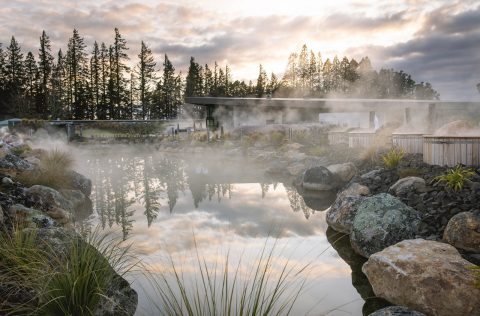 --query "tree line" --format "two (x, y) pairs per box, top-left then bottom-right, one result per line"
(185, 44), (439, 100)
(0, 31), (439, 120)
(0, 29), (183, 120)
